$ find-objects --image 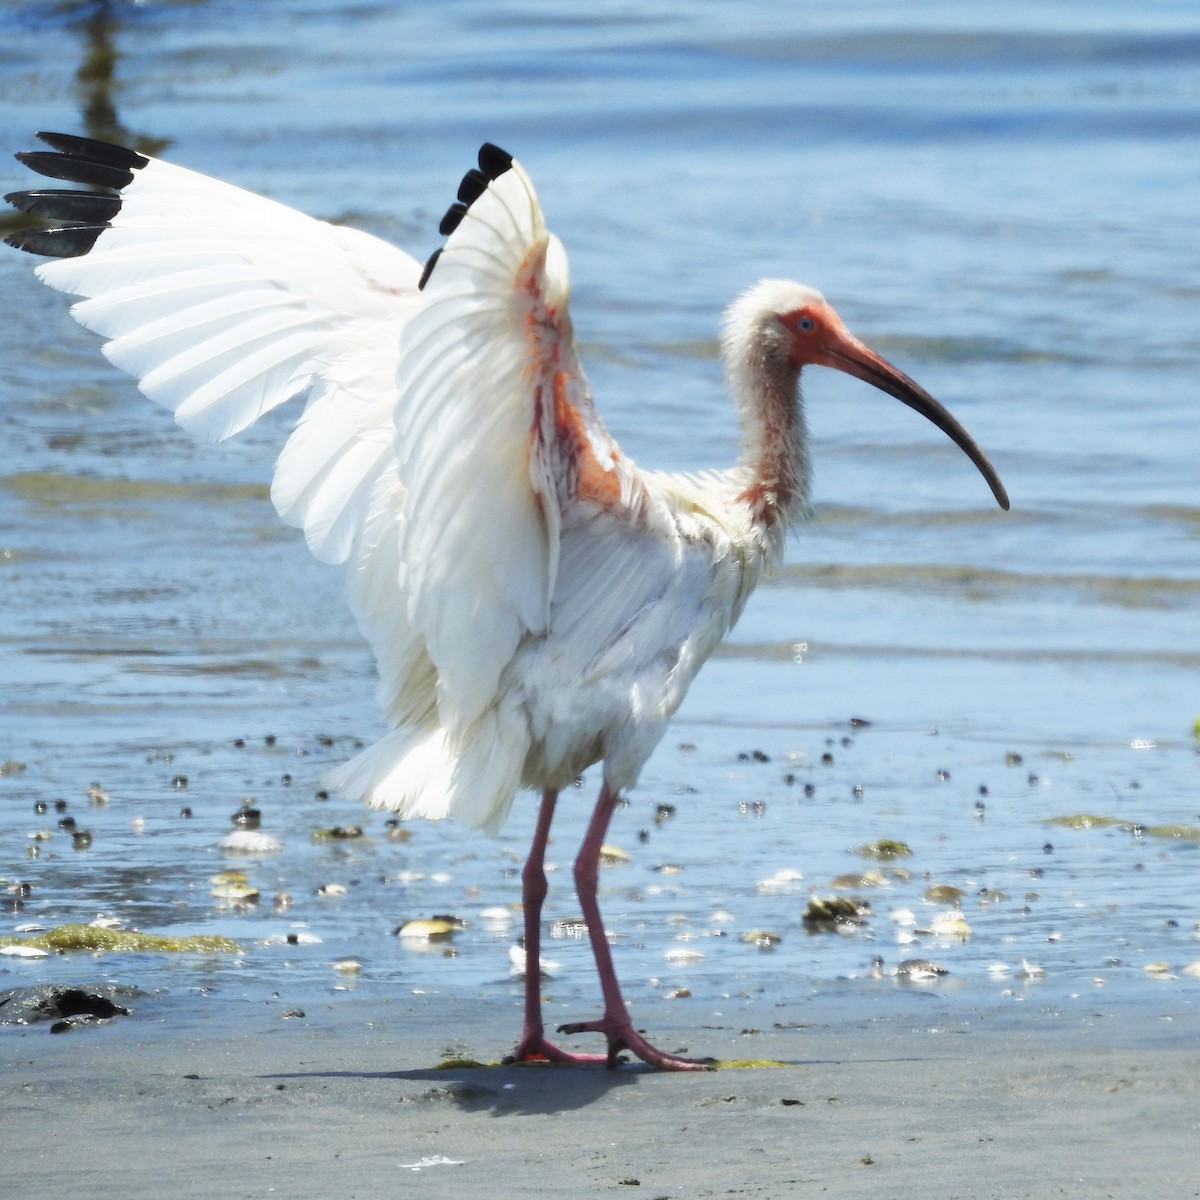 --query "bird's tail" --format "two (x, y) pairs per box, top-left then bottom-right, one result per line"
(324, 712), (527, 836)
